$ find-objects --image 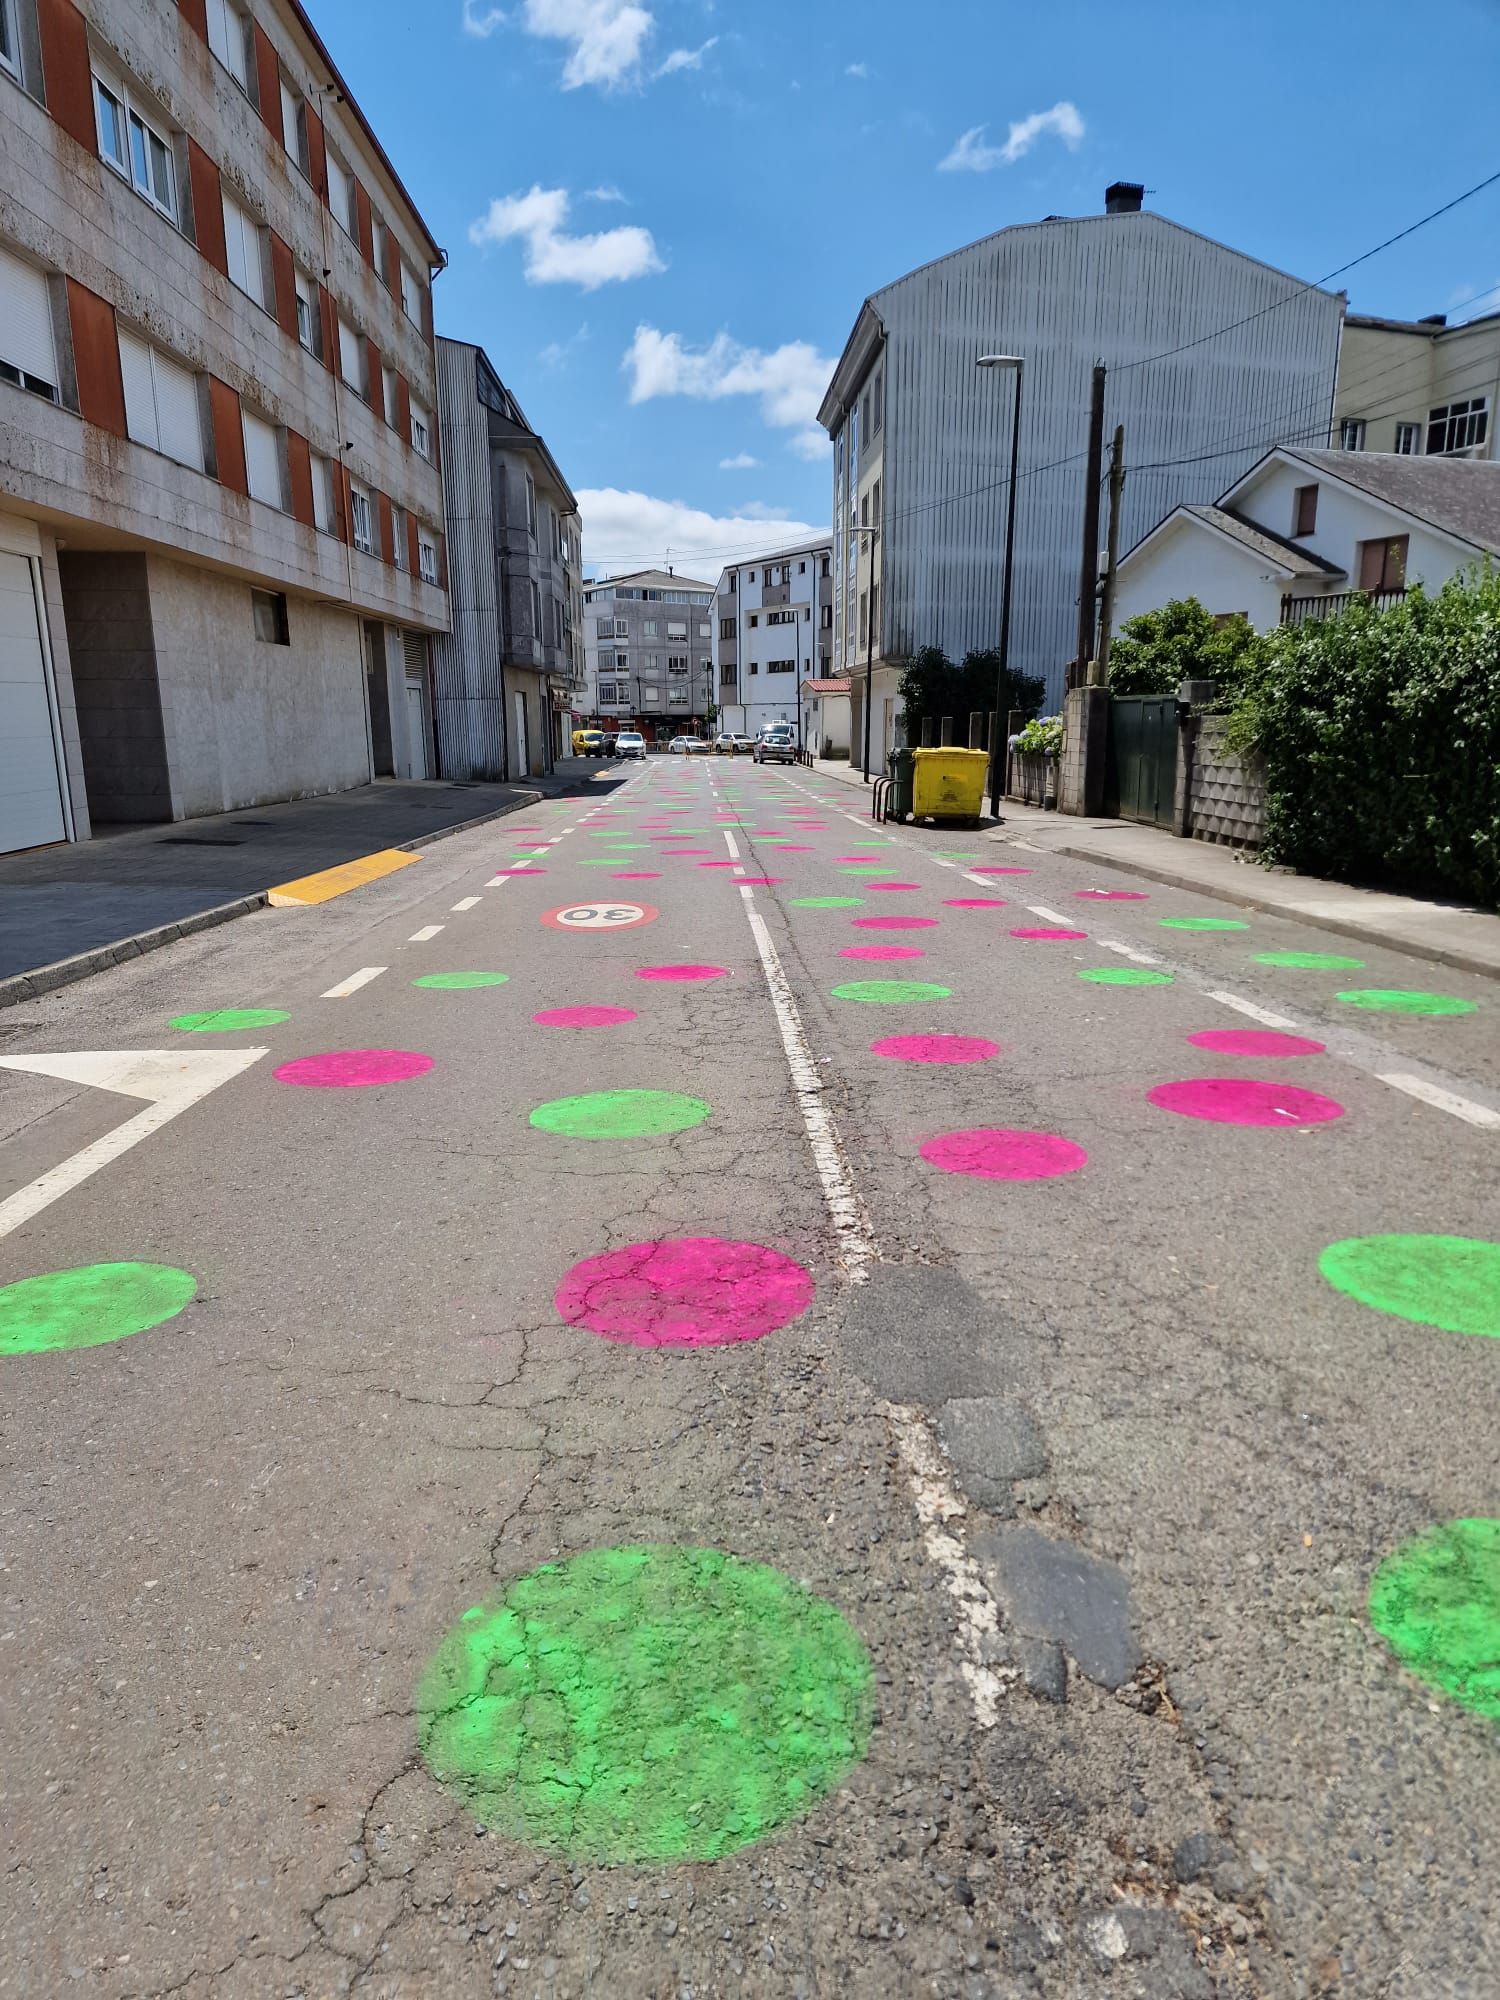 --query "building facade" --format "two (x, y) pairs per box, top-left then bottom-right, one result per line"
(816, 183), (1346, 765)
(0, 0), (448, 854)
(582, 569), (716, 736)
(712, 539), (832, 740)
(1335, 310), (1498, 462)
(432, 338), (582, 781)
